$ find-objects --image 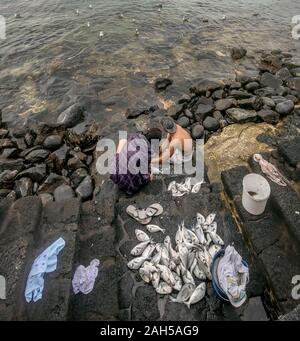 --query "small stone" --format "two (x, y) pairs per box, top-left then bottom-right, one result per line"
(276, 67), (292, 81)
(154, 78), (173, 91)
(16, 164), (47, 183)
(43, 135), (63, 150)
(178, 94), (191, 104)
(260, 72), (282, 89)
(230, 81), (242, 89)
(245, 82), (260, 92)
(255, 87), (277, 97)
(75, 176), (93, 201)
(0, 129), (8, 138)
(231, 46), (247, 60)
(286, 95), (299, 104)
(290, 68), (300, 77)
(168, 104), (183, 119)
(261, 97), (276, 108)
(191, 124), (204, 139)
(184, 109), (193, 118)
(54, 184), (75, 202)
(0, 138), (15, 150)
(203, 116), (220, 132)
(230, 90), (252, 99)
(226, 108), (257, 123)
(38, 173), (69, 194)
(49, 144), (70, 171)
(195, 104), (214, 121)
(275, 100), (294, 116)
(1, 148), (18, 158)
(215, 98), (236, 111)
(67, 157), (86, 171)
(39, 193), (54, 206)
(0, 158), (24, 173)
(257, 109), (280, 124)
(70, 168), (89, 188)
(57, 104), (85, 128)
(211, 89), (225, 100)
(213, 111), (224, 121)
(237, 97), (263, 110)
(177, 116), (190, 128)
(25, 149), (50, 163)
(14, 177), (33, 197)
(24, 133), (35, 147)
